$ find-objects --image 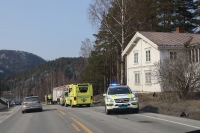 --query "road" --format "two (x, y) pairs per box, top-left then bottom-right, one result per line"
(0, 104), (200, 133)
